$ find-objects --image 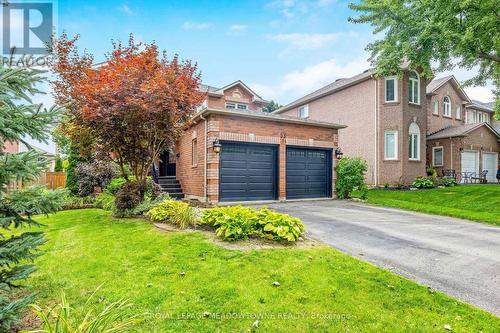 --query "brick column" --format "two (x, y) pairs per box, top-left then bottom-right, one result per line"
(279, 133), (286, 201)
